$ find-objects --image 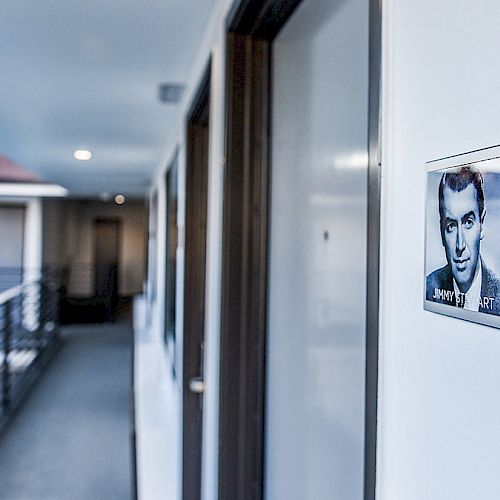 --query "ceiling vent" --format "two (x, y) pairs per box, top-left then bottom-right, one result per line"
(158, 83), (185, 104)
